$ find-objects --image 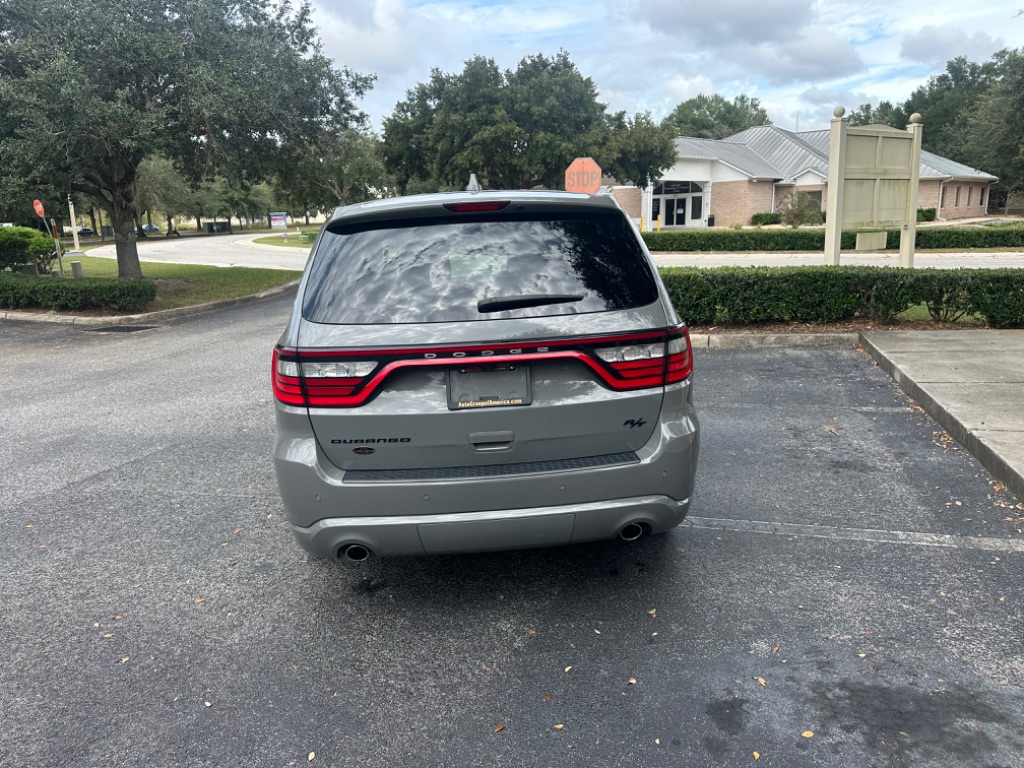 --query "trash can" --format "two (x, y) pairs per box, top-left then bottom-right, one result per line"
(707, 215), (715, 227)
